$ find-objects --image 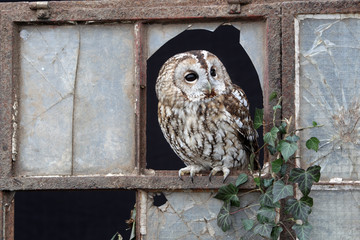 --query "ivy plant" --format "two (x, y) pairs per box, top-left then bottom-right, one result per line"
(215, 92), (322, 240)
